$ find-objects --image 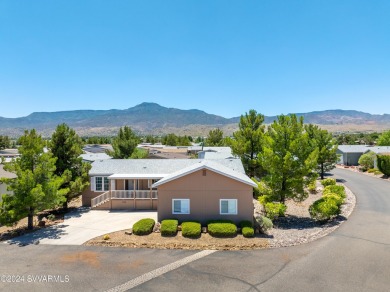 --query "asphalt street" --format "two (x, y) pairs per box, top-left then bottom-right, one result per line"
(0, 168), (389, 292)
